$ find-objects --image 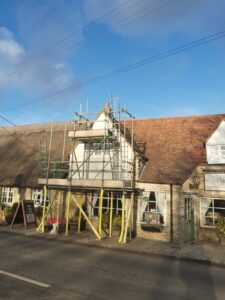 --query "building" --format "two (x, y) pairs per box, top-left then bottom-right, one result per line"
(0, 102), (225, 244)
